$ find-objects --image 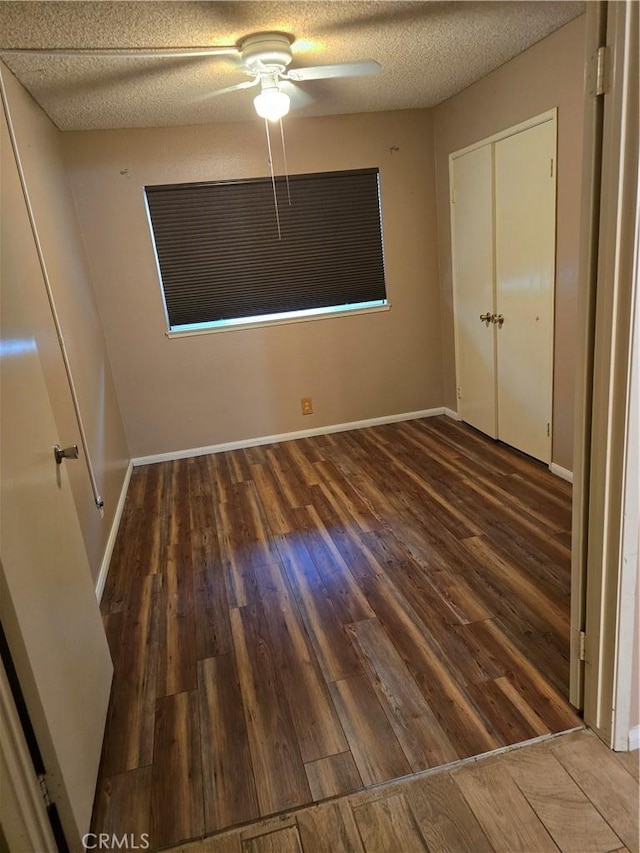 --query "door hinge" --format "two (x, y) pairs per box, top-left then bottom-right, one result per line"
(547, 422), (550, 437)
(550, 158), (554, 178)
(579, 631), (587, 662)
(457, 385), (462, 400)
(595, 45), (609, 96)
(37, 774), (52, 808)
(451, 188), (456, 205)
